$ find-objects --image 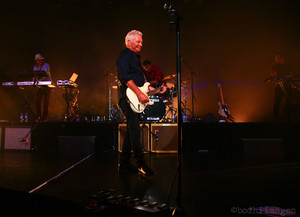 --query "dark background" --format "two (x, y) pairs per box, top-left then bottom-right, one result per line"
(0, 0), (299, 122)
